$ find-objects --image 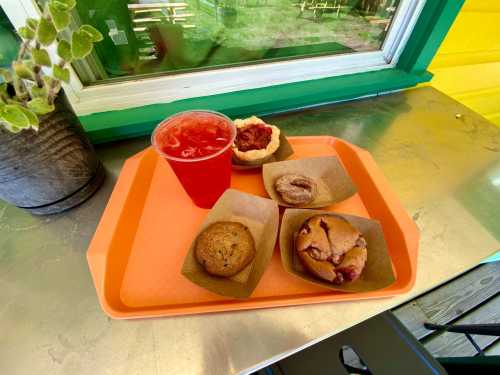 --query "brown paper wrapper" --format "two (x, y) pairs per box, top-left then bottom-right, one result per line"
(263, 156), (357, 208)
(232, 132), (294, 170)
(181, 189), (279, 298)
(280, 209), (395, 293)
